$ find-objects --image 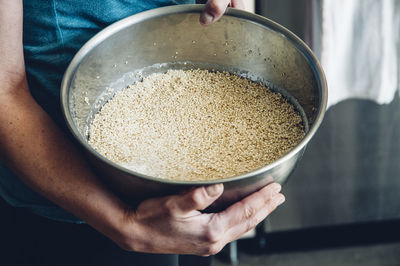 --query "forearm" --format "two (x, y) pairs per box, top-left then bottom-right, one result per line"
(0, 85), (129, 243)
